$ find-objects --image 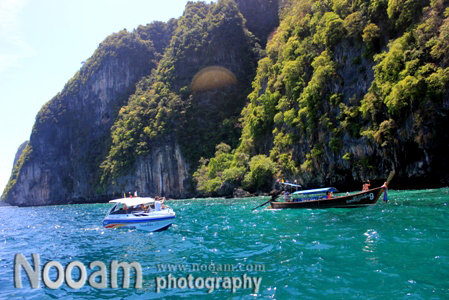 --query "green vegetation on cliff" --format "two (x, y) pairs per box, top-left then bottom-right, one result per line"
(196, 0), (449, 194)
(101, 0), (258, 184)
